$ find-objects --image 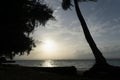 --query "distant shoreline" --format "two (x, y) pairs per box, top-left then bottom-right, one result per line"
(15, 58), (120, 61)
